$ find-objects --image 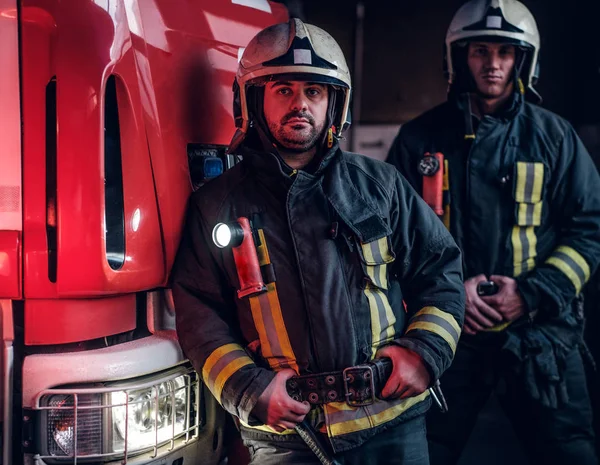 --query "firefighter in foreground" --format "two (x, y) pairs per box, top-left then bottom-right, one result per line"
(172, 18), (465, 464)
(387, 0), (600, 464)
